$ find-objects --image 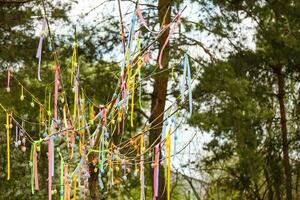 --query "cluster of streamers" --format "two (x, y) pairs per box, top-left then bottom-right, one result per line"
(0, 2), (196, 200)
